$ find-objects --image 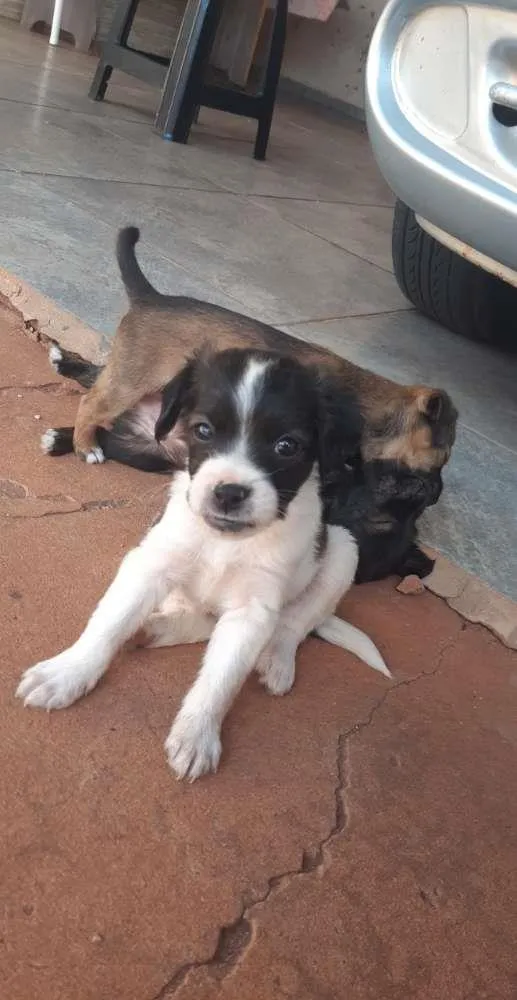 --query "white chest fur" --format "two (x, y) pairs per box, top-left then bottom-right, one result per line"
(158, 470), (323, 616)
